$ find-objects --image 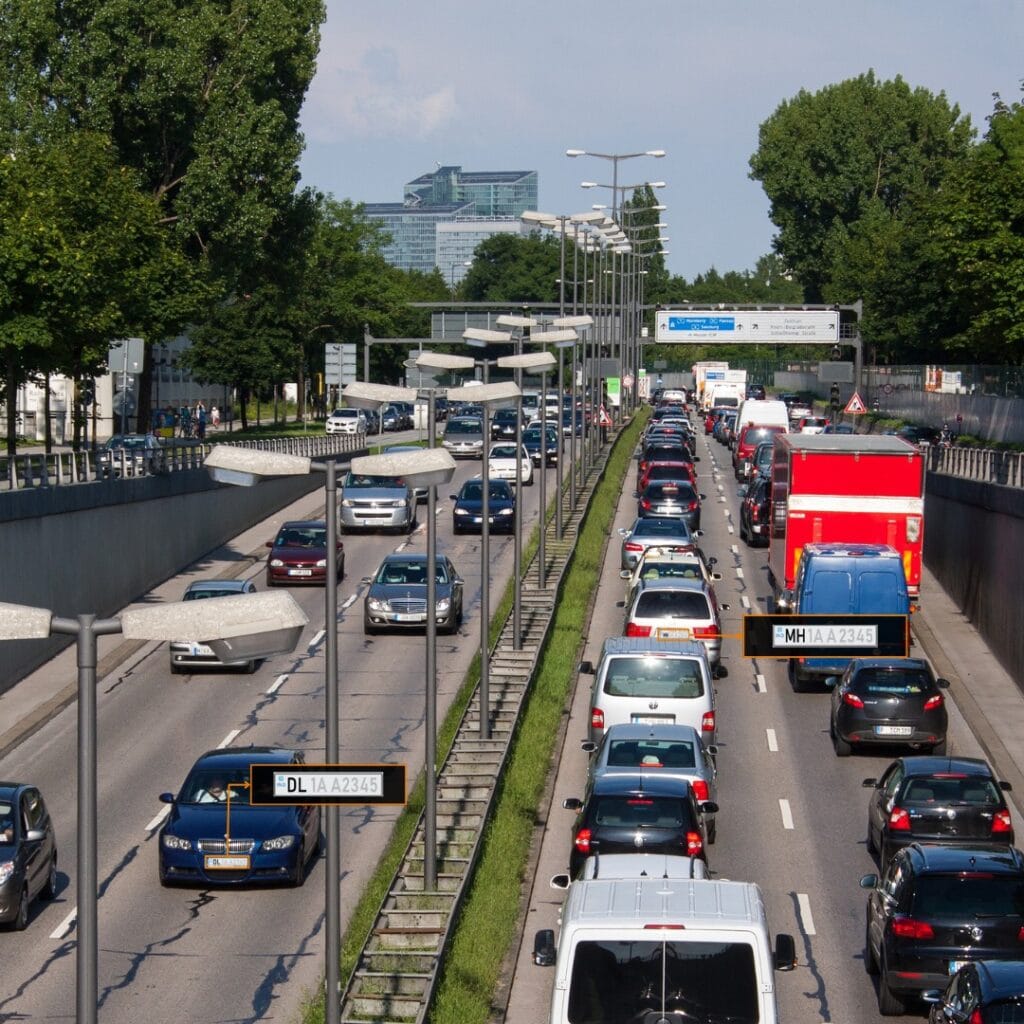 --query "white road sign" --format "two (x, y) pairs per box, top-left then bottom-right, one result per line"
(656, 309), (839, 343)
